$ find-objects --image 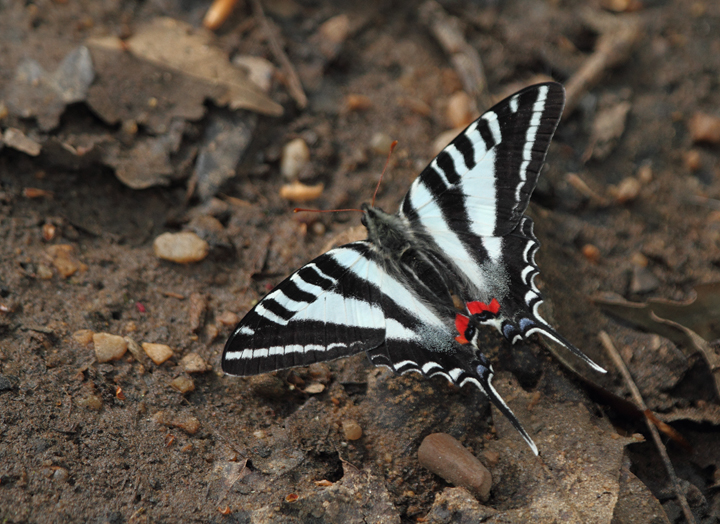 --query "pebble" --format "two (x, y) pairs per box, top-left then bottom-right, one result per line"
(170, 375), (195, 394)
(279, 181), (324, 202)
(446, 91), (474, 128)
(93, 333), (128, 363)
(581, 244), (601, 264)
(3, 127), (41, 156)
(179, 352), (209, 373)
(280, 138), (310, 180)
(47, 244), (83, 278)
(369, 132), (393, 156)
(76, 393), (103, 410)
(418, 433), (493, 501)
(344, 94), (372, 112)
(303, 383), (325, 394)
(142, 342), (174, 365)
(611, 177), (641, 203)
(172, 413), (200, 435)
(688, 112), (720, 143)
(73, 329), (94, 346)
(342, 420), (362, 441)
(52, 467), (69, 482)
(684, 149), (701, 171)
(188, 292), (207, 333)
(35, 263), (53, 280)
(153, 232), (209, 264)
(630, 265), (660, 294)
(216, 311), (240, 326)
(248, 374), (286, 399)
